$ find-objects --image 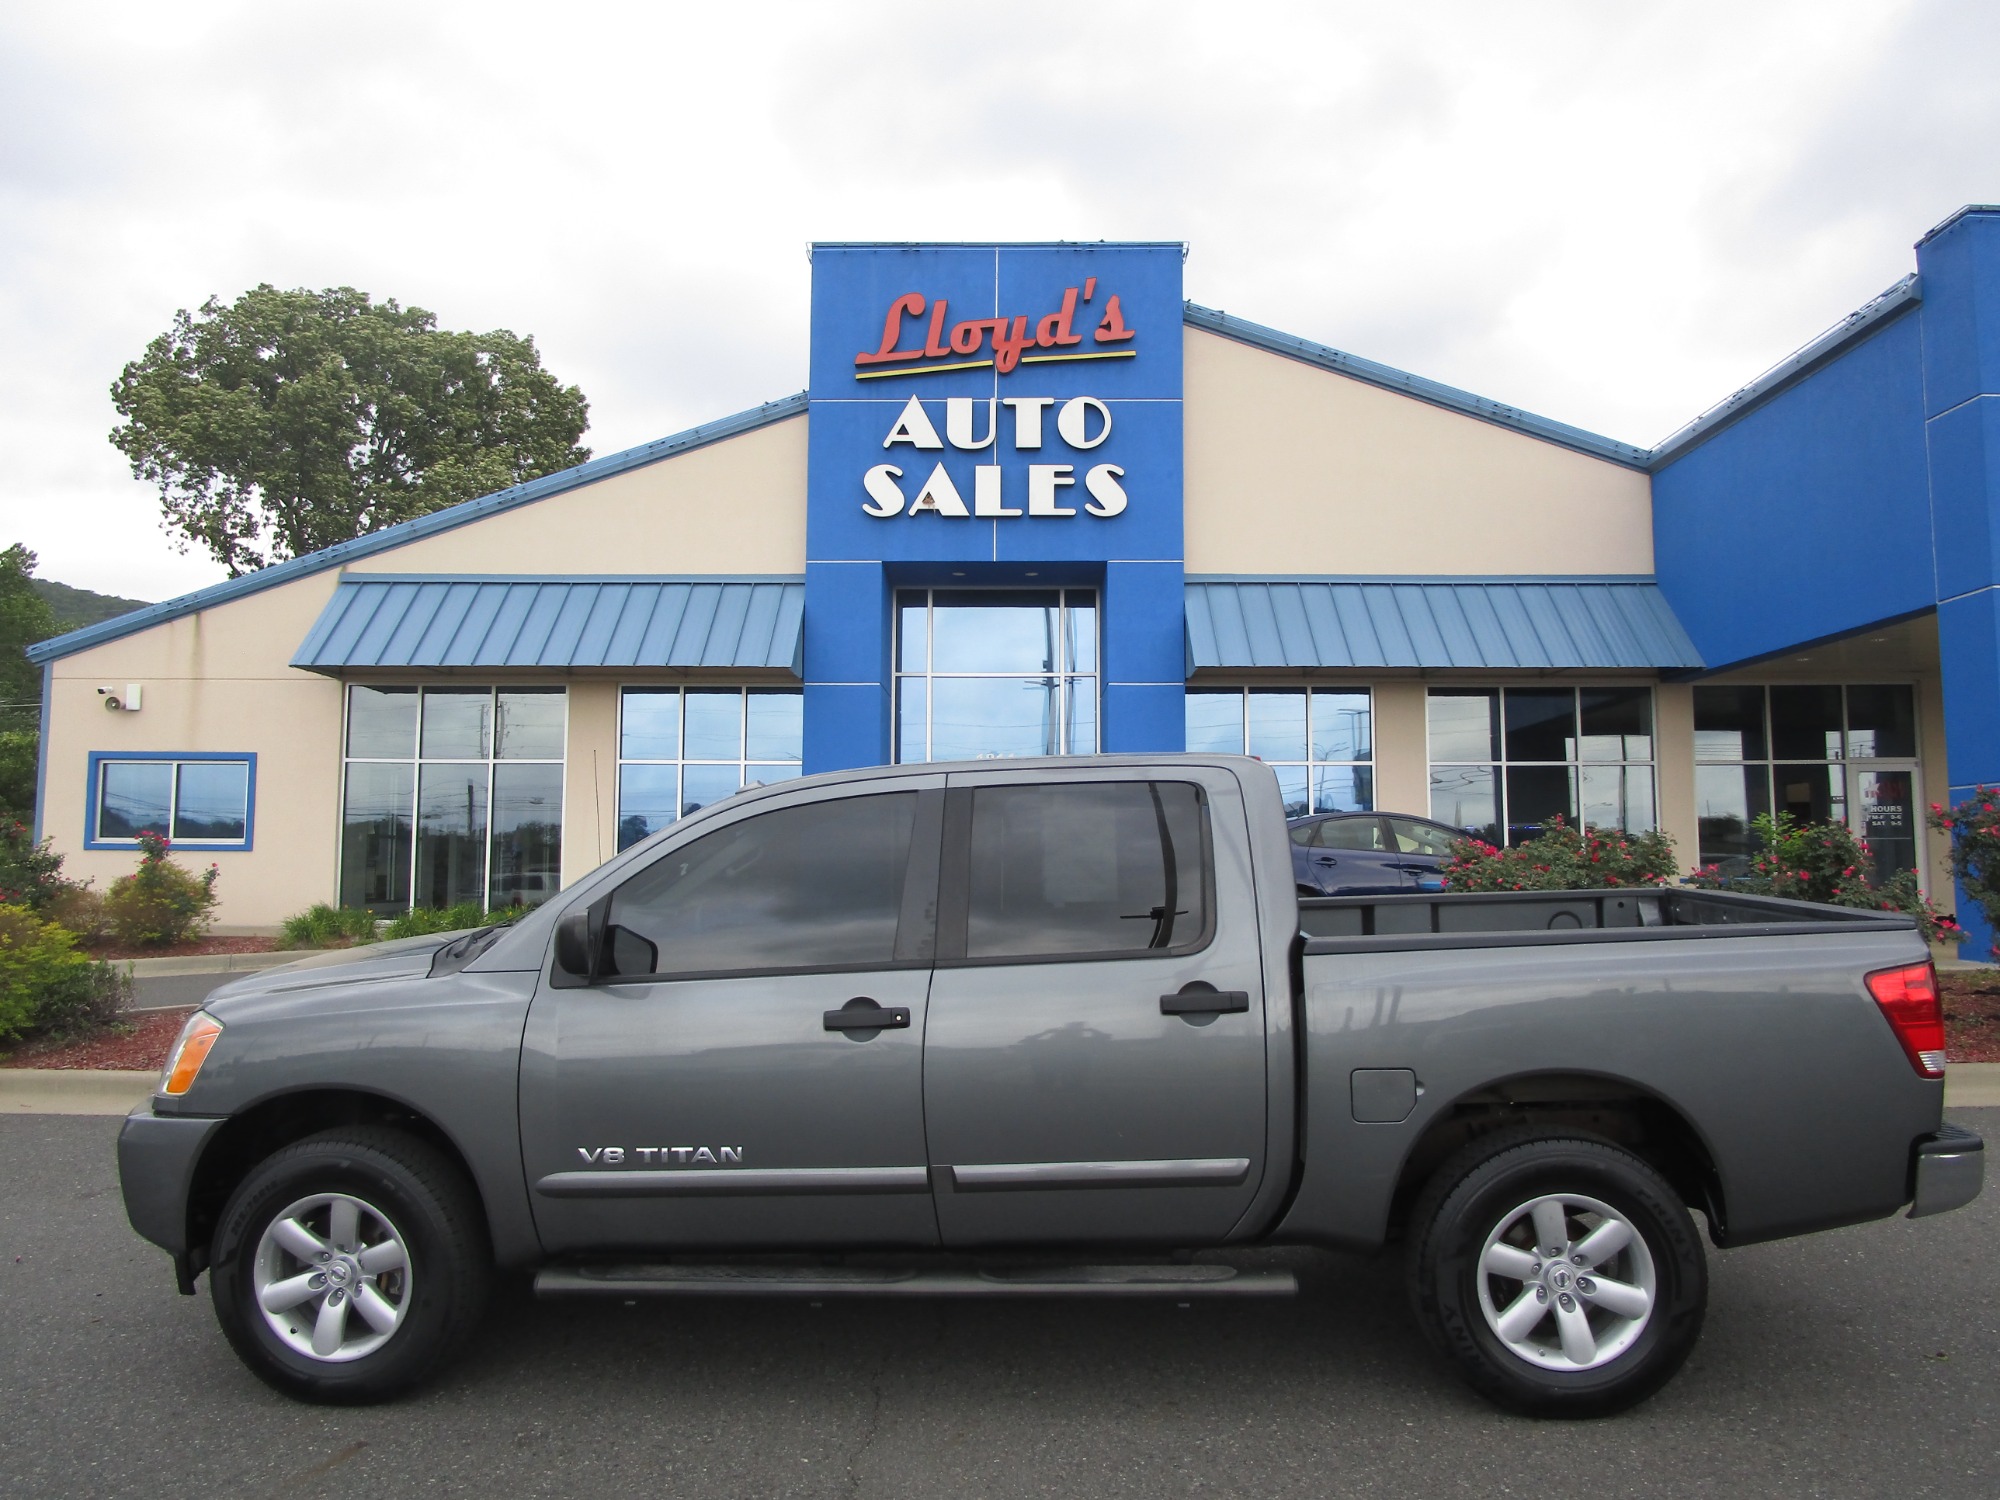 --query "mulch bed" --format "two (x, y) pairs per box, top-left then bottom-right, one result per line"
(1941, 971), (2000, 1063)
(84, 935), (279, 961)
(0, 1007), (194, 1071)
